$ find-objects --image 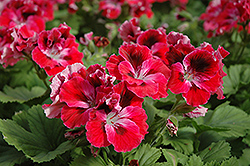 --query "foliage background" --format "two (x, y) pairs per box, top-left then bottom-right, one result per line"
(1, 0), (250, 165)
